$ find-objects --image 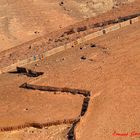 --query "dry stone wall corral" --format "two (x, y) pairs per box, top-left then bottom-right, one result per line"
(1, 83), (91, 140)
